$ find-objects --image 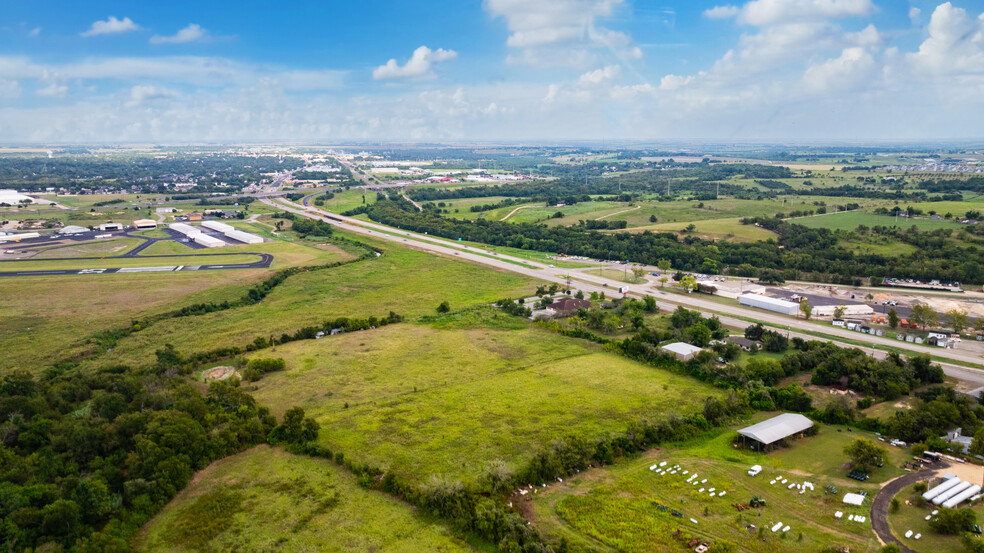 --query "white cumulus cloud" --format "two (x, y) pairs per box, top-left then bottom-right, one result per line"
(372, 46), (457, 80)
(803, 46), (876, 91)
(150, 24), (208, 45)
(720, 0), (876, 26)
(485, 0), (639, 67)
(81, 16), (141, 37)
(578, 65), (621, 84)
(907, 2), (984, 75)
(704, 5), (740, 19)
(126, 85), (177, 107)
